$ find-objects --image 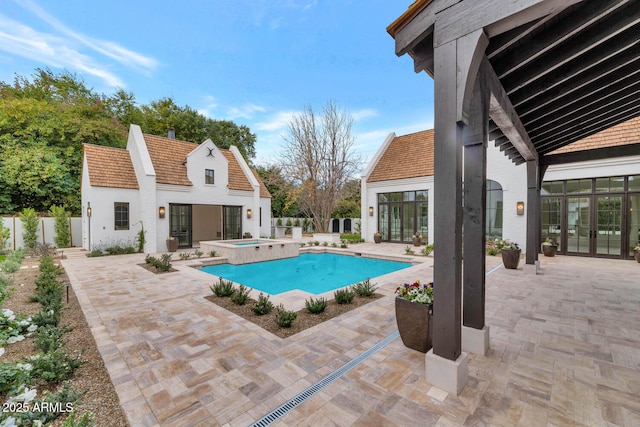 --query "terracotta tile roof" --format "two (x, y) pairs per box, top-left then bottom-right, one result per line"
(367, 129), (435, 182)
(220, 150), (254, 192)
(549, 116), (640, 155)
(143, 134), (194, 186)
(251, 169), (272, 198)
(83, 144), (139, 189)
